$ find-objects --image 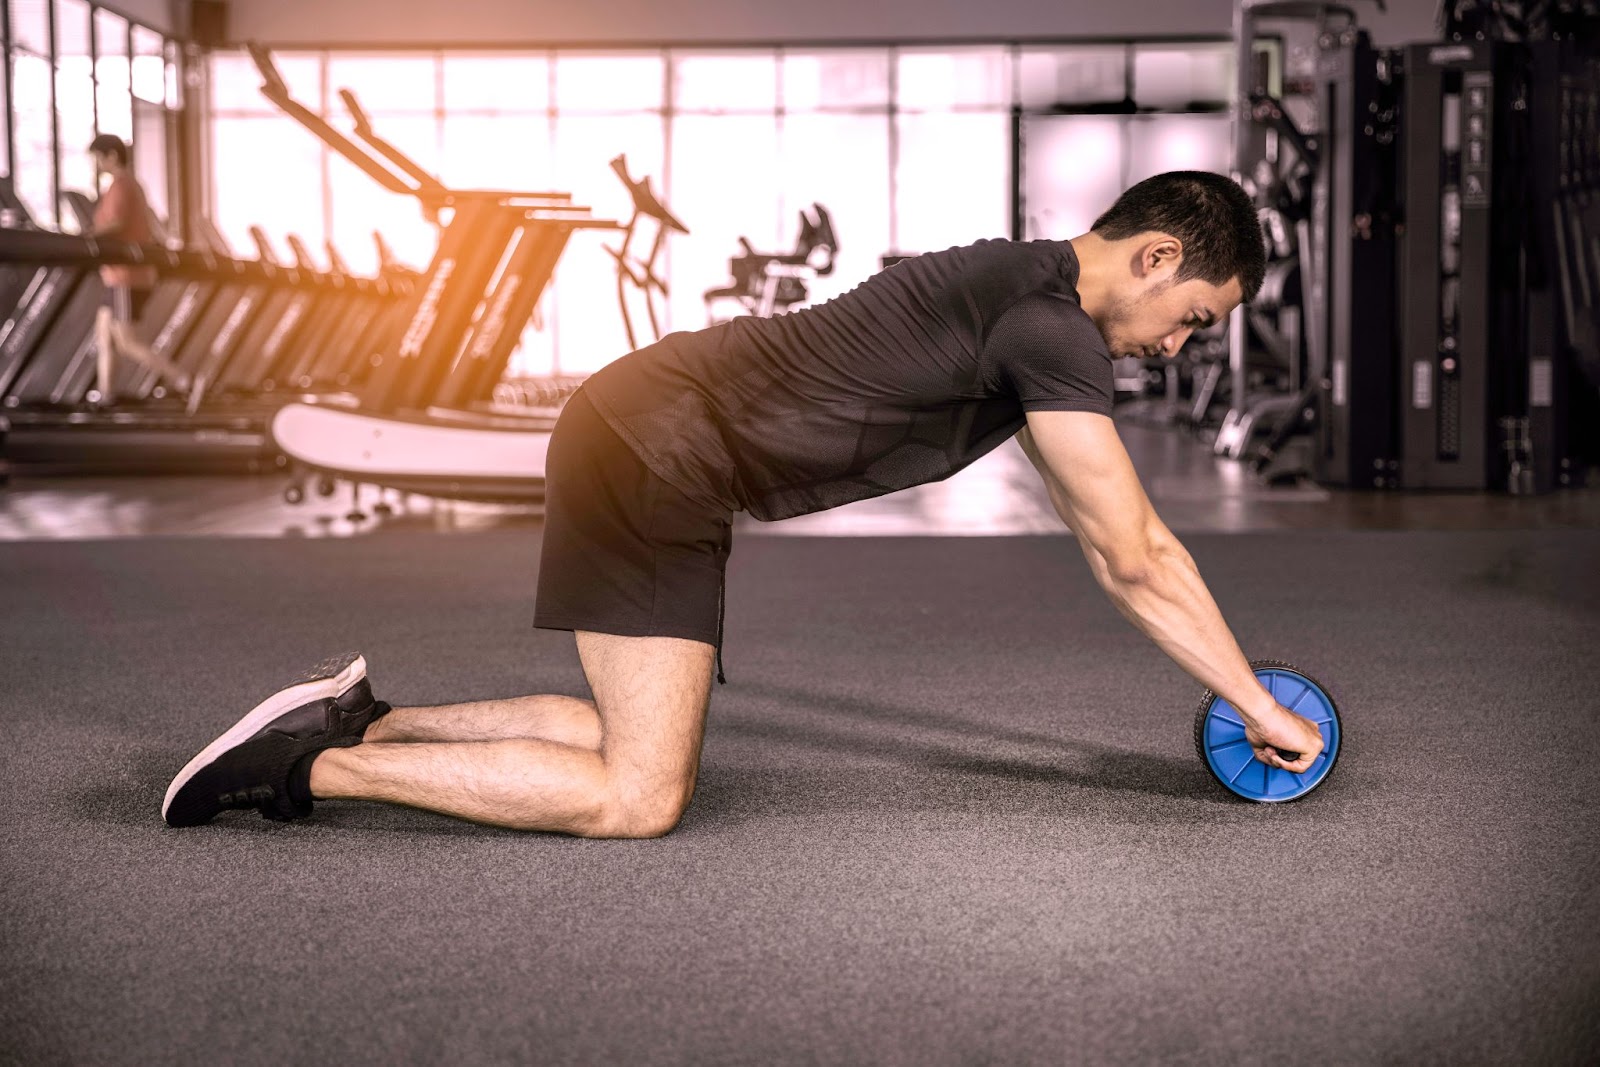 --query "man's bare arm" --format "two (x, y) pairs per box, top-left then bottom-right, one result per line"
(1017, 414), (1320, 770)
